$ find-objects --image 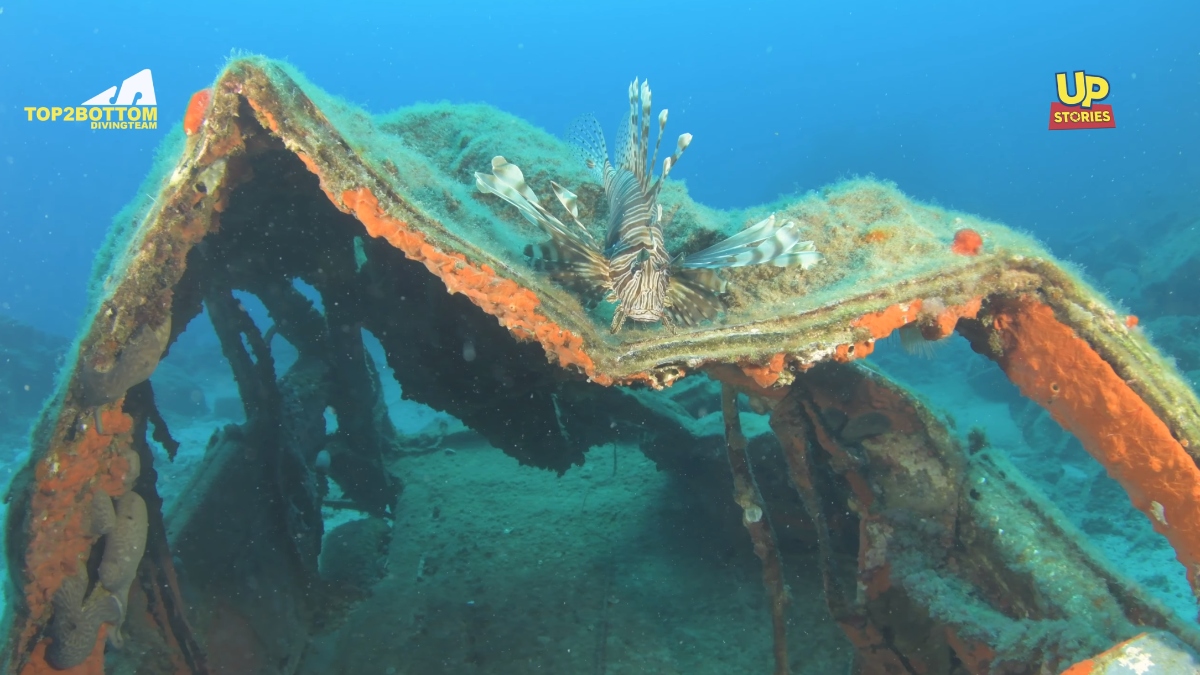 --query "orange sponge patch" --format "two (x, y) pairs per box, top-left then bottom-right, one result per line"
(991, 298), (1200, 598)
(852, 300), (925, 340)
(338, 188), (607, 384)
(740, 353), (787, 388)
(25, 406), (133, 625)
(183, 89), (211, 136)
(951, 228), (983, 256)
